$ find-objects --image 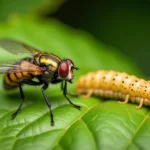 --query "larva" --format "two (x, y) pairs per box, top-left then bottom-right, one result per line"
(76, 70), (150, 109)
